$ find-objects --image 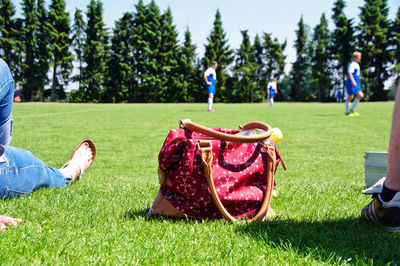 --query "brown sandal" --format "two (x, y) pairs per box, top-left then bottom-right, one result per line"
(61, 139), (96, 183)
